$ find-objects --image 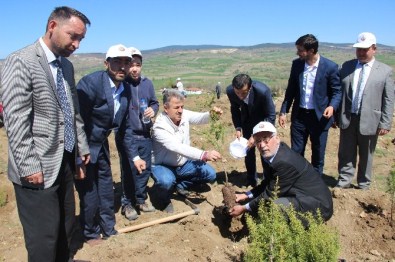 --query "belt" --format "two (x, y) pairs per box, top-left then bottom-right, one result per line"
(299, 108), (315, 114)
